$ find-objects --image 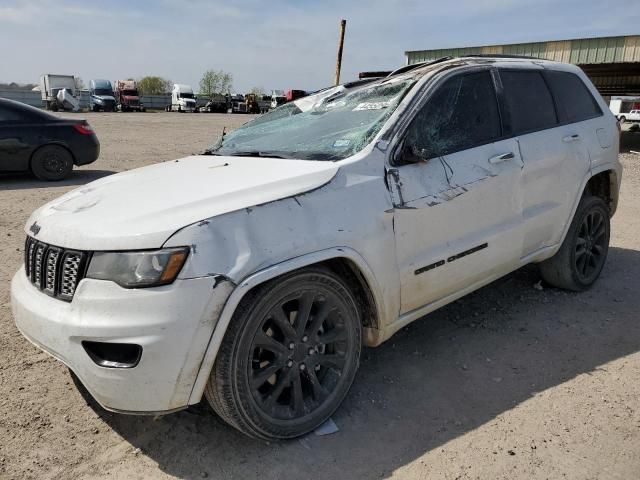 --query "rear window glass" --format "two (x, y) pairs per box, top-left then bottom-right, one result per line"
(500, 70), (557, 134)
(545, 71), (602, 123)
